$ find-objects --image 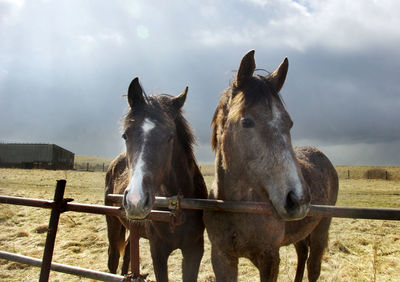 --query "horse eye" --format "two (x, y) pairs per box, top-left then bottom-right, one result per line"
(241, 117), (255, 128)
(122, 133), (127, 140)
